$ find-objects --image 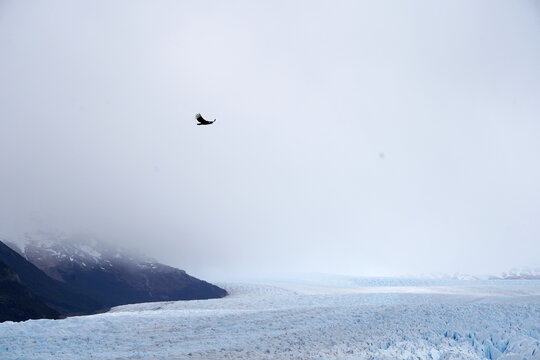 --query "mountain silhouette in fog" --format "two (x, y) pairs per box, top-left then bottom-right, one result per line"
(0, 235), (227, 321)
